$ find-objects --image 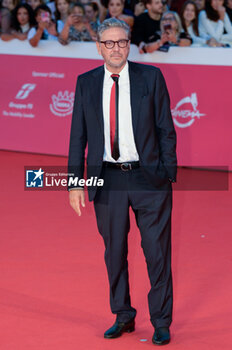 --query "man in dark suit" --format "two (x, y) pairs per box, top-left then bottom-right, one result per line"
(68, 18), (177, 345)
